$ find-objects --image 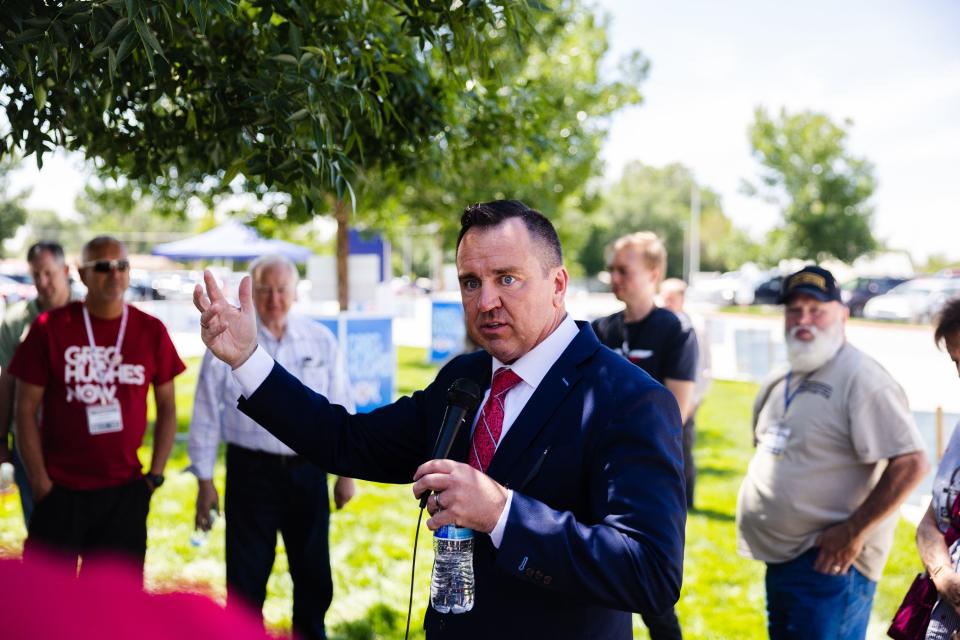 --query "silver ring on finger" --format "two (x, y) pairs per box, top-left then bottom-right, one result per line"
(832, 565), (842, 574)
(434, 493), (443, 510)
